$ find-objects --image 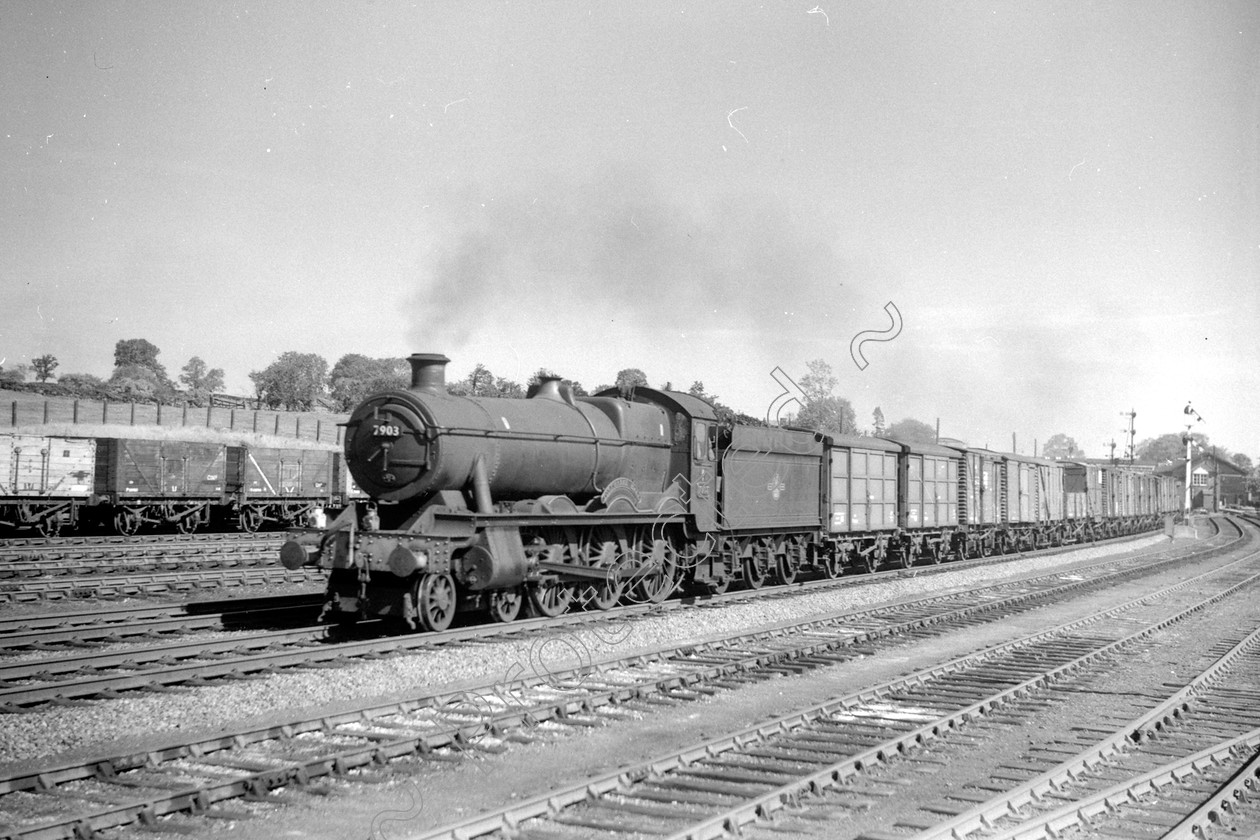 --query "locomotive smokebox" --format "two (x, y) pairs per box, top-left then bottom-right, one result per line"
(408, 353), (450, 393)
